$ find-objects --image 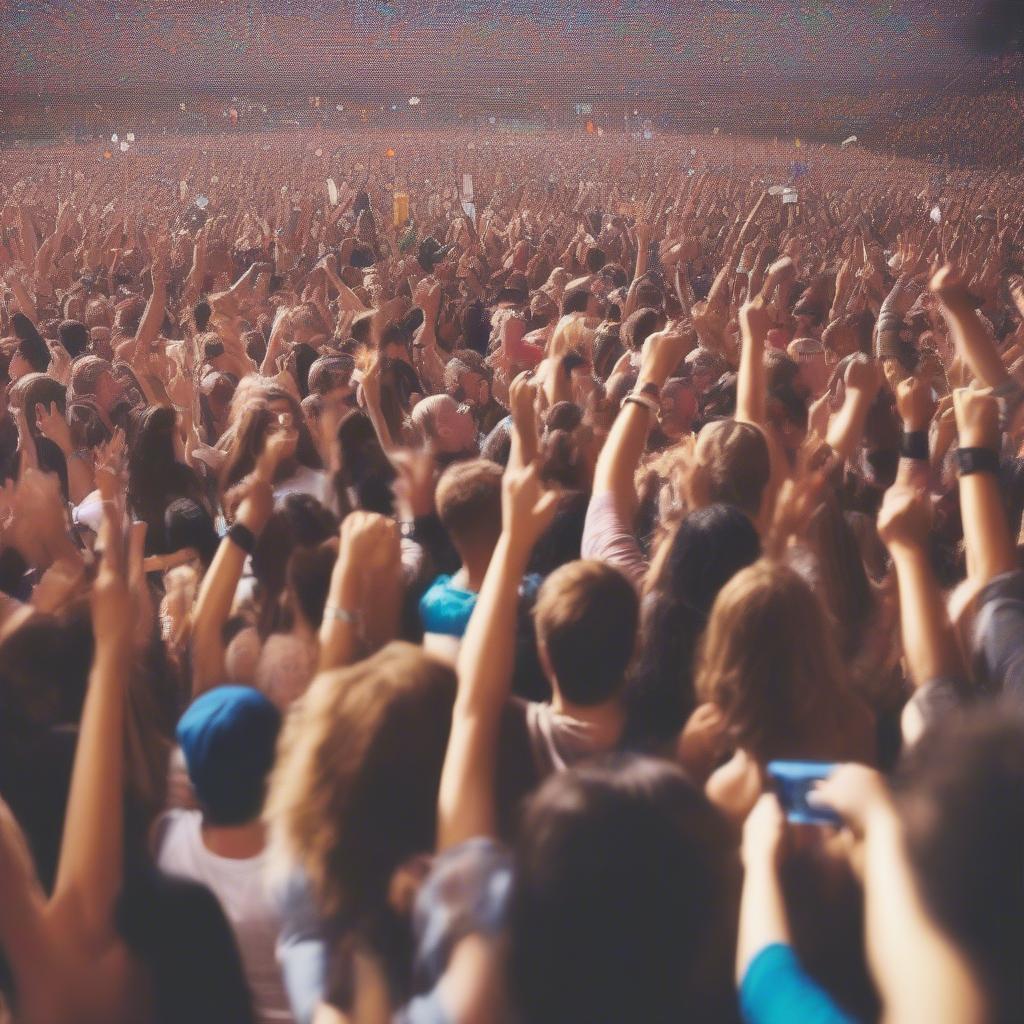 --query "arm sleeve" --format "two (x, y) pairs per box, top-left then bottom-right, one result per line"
(740, 944), (860, 1024)
(580, 490), (648, 590)
(972, 570), (1024, 702)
